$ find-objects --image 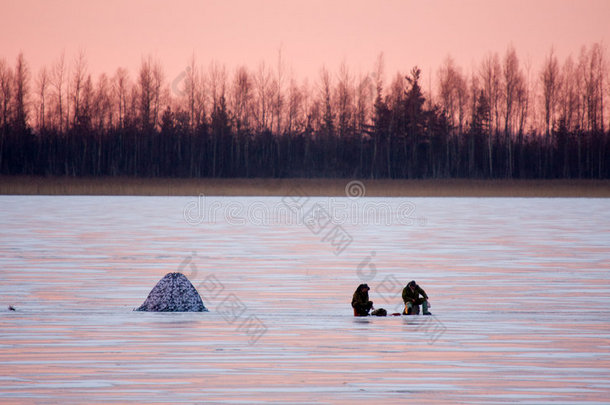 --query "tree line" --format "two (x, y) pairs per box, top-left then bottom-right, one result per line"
(0, 44), (608, 179)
